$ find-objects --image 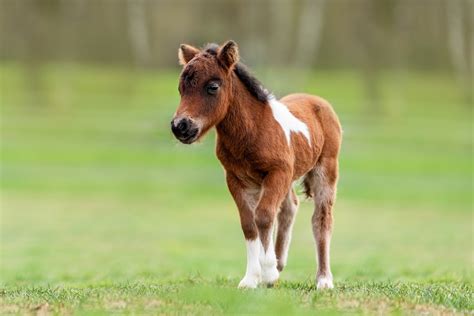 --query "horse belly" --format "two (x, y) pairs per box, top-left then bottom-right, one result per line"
(289, 117), (324, 181)
(290, 135), (320, 180)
